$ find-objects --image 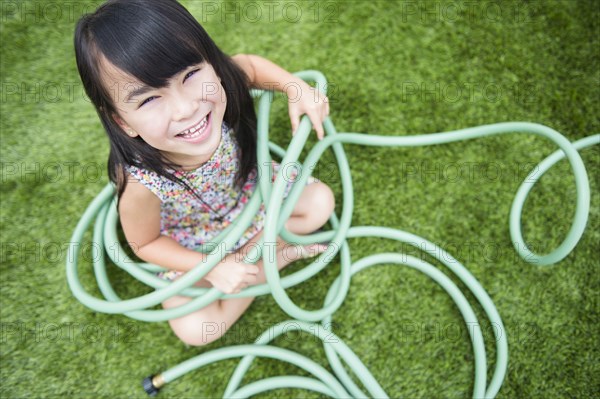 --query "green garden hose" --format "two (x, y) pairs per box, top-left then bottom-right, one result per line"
(66, 71), (599, 398)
